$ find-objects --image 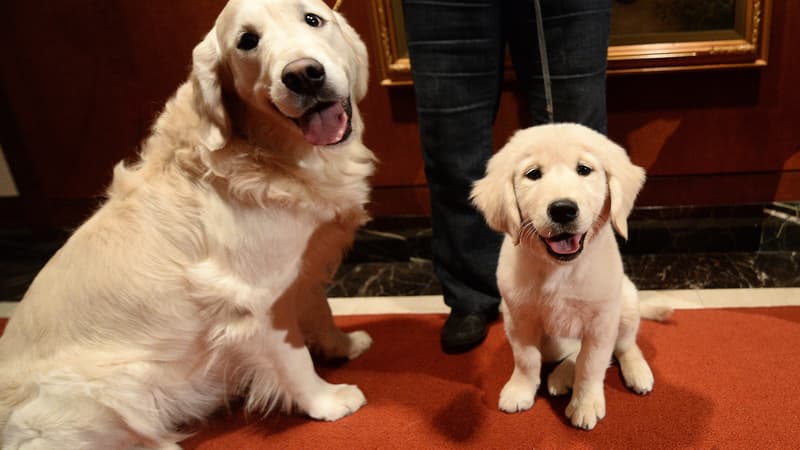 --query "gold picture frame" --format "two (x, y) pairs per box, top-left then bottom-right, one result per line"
(371, 0), (771, 86)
